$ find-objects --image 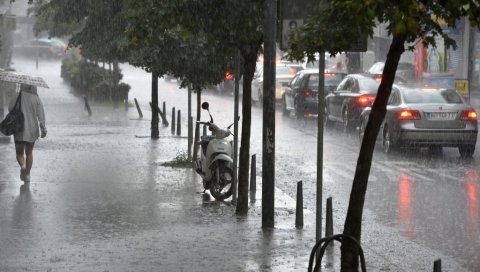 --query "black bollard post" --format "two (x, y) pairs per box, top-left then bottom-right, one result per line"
(326, 197), (333, 237)
(84, 96), (92, 116)
(177, 110), (181, 136)
(171, 107), (176, 134)
(134, 98), (143, 118)
(203, 125), (207, 136)
(162, 102), (167, 126)
(250, 154), (256, 192)
(188, 116), (193, 158)
(162, 101), (168, 121)
(295, 181), (304, 228)
(433, 259), (441, 272)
